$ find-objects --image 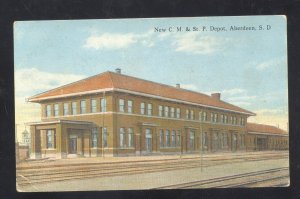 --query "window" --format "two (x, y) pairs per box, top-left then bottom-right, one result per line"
(63, 103), (69, 116)
(199, 111), (202, 121)
(186, 110), (190, 119)
(224, 115), (228, 123)
(230, 116), (233, 124)
(147, 103), (153, 116)
(166, 130), (170, 147)
(211, 113), (214, 122)
(119, 99), (125, 112)
(128, 128), (134, 147)
(164, 106), (169, 117)
(203, 112), (207, 121)
(214, 113), (218, 123)
(91, 128), (98, 148)
(119, 128), (125, 148)
(80, 100), (86, 114)
(176, 108), (181, 119)
(233, 117), (237, 125)
(100, 98), (107, 112)
(91, 99), (97, 113)
(241, 118), (245, 126)
(71, 102), (77, 115)
(240, 134), (245, 147)
(189, 130), (195, 150)
(176, 131), (181, 147)
(190, 110), (194, 120)
(46, 130), (56, 149)
(170, 107), (175, 118)
(223, 133), (228, 147)
(160, 130), (164, 148)
(103, 127), (108, 147)
(202, 132), (208, 149)
(171, 130), (176, 147)
(220, 133), (224, 148)
(128, 100), (133, 113)
(46, 105), (51, 117)
(158, 105), (163, 117)
(221, 114), (224, 123)
(54, 104), (59, 116)
(140, 102), (145, 115)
